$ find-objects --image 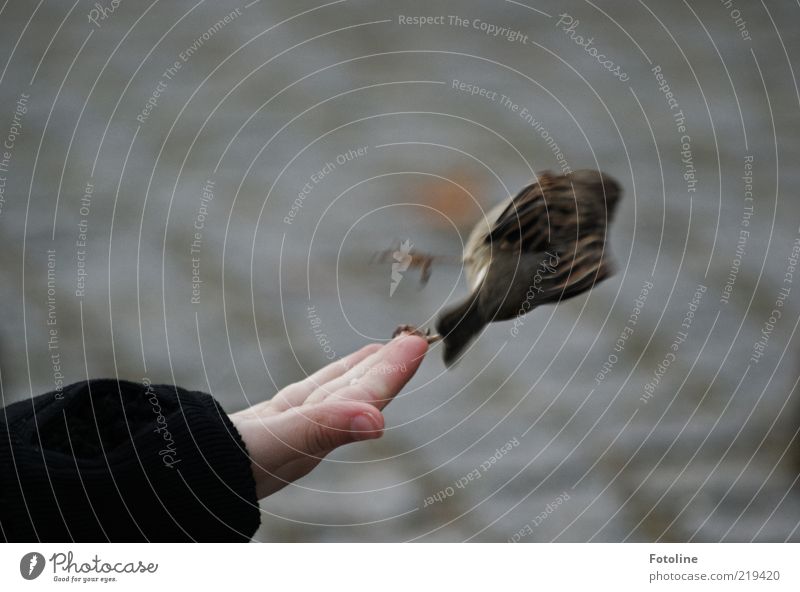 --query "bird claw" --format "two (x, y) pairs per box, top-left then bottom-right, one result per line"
(392, 324), (442, 344)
